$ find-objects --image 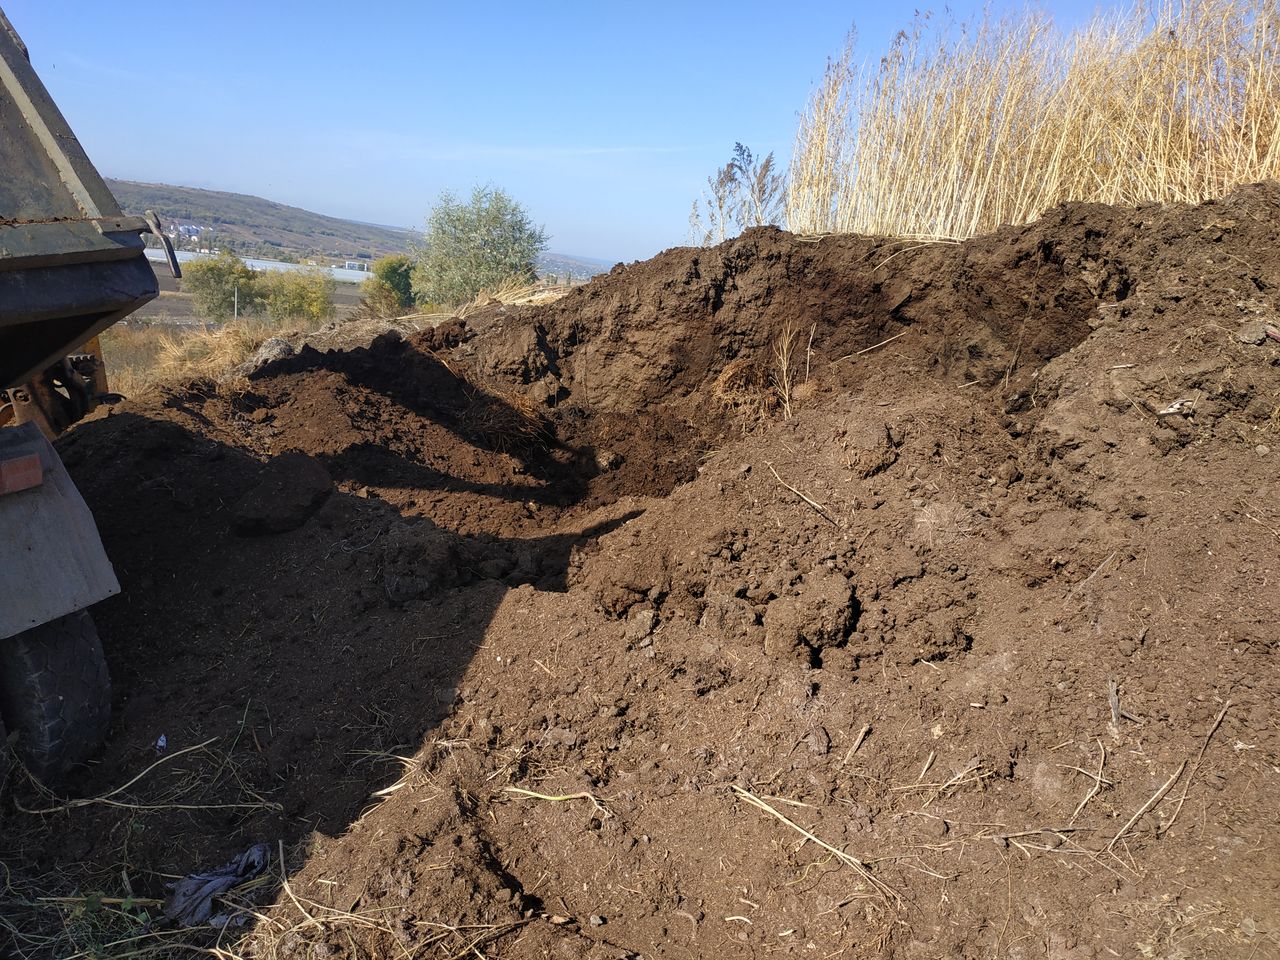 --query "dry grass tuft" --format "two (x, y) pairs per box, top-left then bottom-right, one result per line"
(452, 277), (571, 320)
(357, 276), (570, 326)
(913, 501), (977, 548)
(0, 725), (280, 960)
(97, 323), (172, 397)
(712, 355), (777, 418)
(99, 318), (304, 397)
(788, 0), (1280, 239)
(772, 321), (801, 420)
(462, 388), (550, 455)
(153, 320), (295, 384)
(712, 322), (821, 422)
